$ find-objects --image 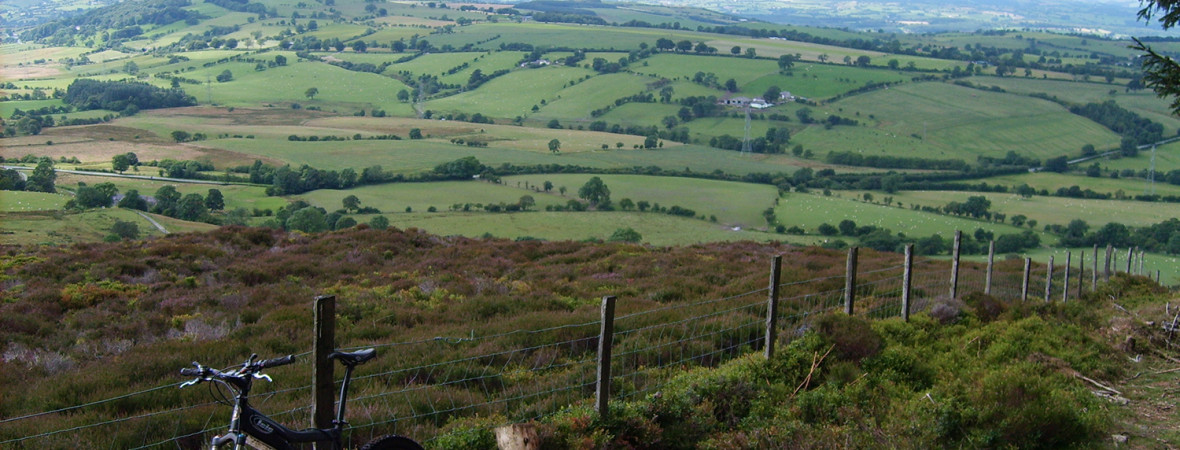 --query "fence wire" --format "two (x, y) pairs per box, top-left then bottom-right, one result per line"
(6, 246), (1113, 448)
